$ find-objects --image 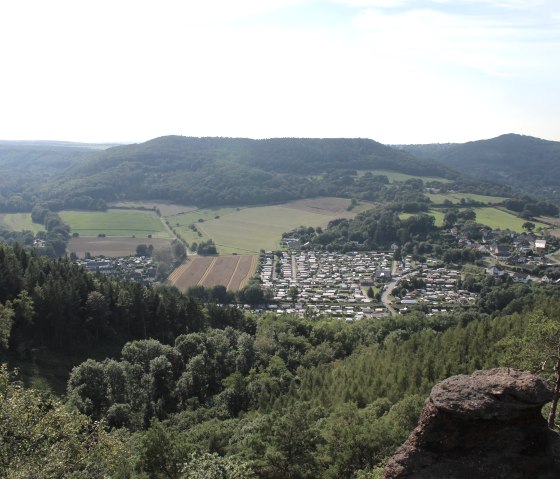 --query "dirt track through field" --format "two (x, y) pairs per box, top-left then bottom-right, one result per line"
(168, 254), (257, 292)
